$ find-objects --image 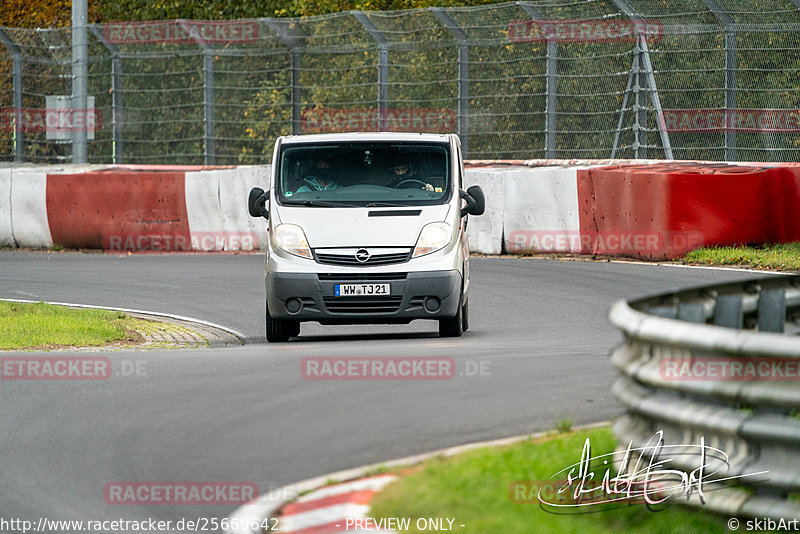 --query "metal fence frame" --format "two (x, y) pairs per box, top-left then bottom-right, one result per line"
(3, 2), (800, 164)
